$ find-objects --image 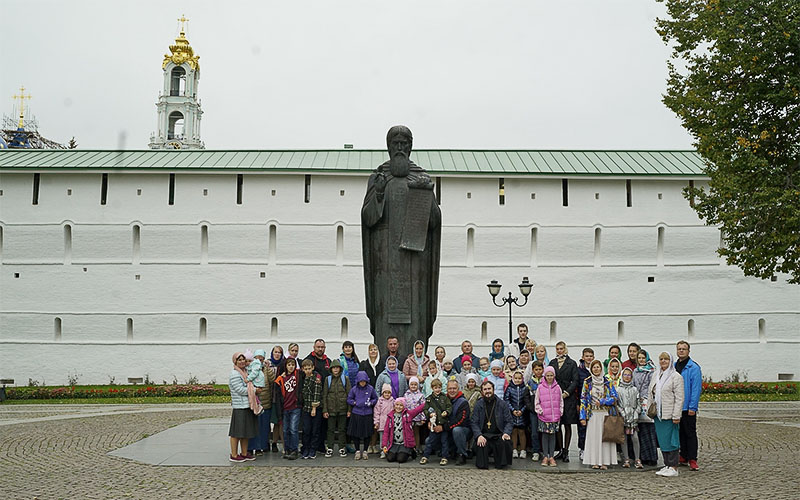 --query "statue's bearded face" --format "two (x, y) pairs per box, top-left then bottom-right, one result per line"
(388, 134), (412, 177)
